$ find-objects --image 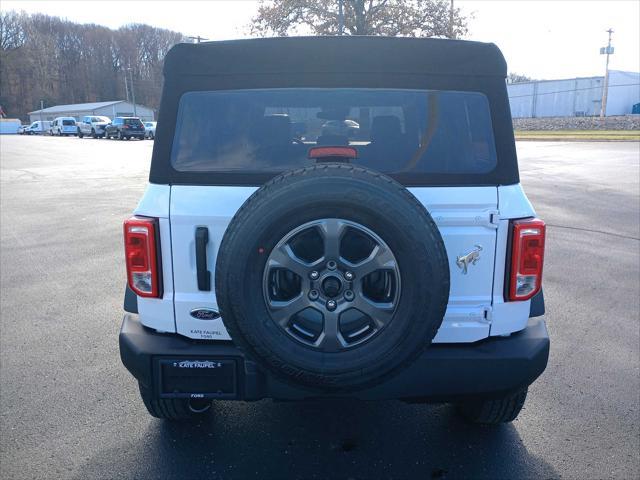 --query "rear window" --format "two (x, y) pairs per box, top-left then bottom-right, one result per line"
(171, 88), (497, 175)
(62, 119), (75, 126)
(124, 118), (143, 126)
